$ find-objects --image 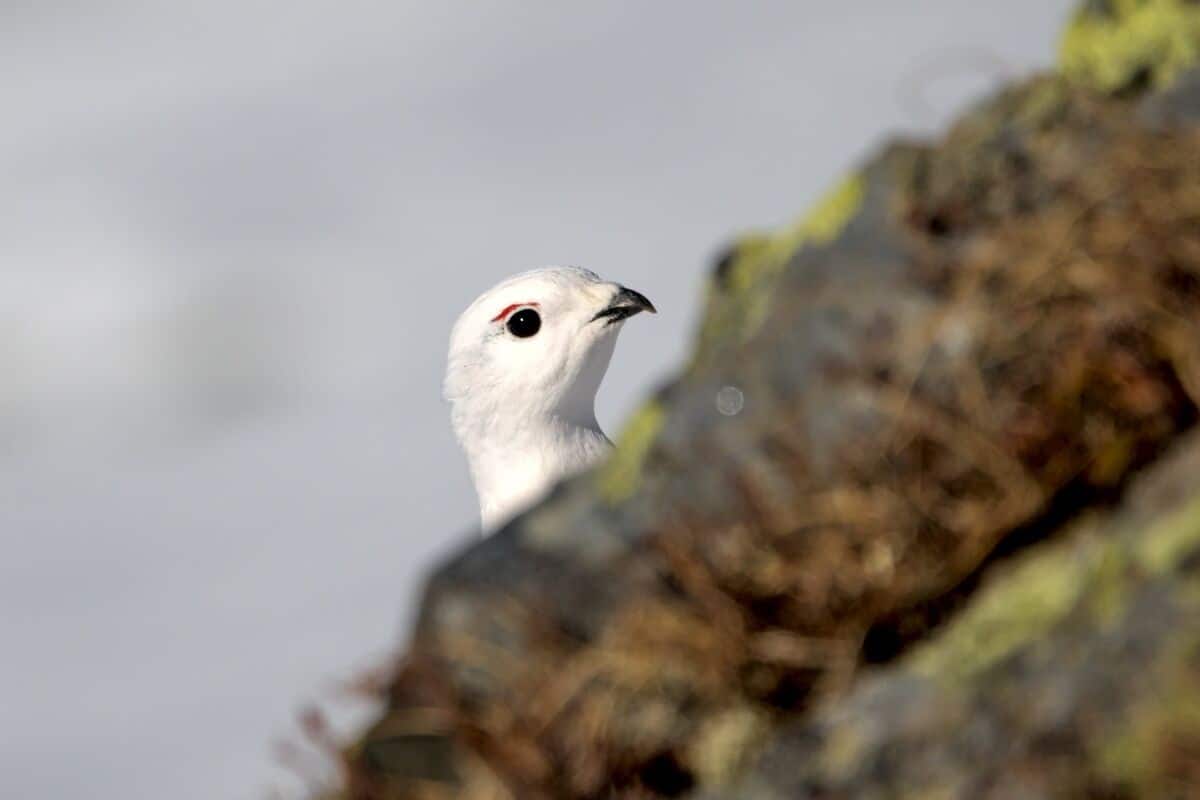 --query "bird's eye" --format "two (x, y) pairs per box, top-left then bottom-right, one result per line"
(506, 308), (541, 338)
